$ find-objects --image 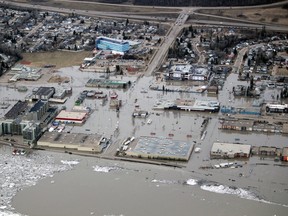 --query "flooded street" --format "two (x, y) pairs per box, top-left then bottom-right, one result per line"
(1, 66), (288, 216)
